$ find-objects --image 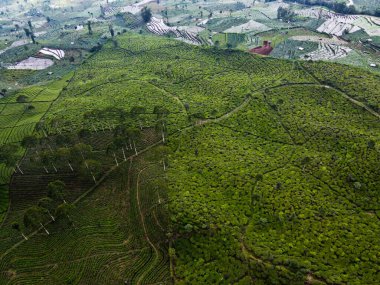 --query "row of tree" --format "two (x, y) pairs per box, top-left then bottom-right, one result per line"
(12, 180), (75, 240)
